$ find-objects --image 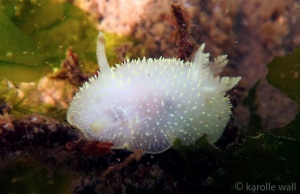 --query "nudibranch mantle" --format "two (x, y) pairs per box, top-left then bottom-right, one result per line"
(67, 32), (241, 154)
